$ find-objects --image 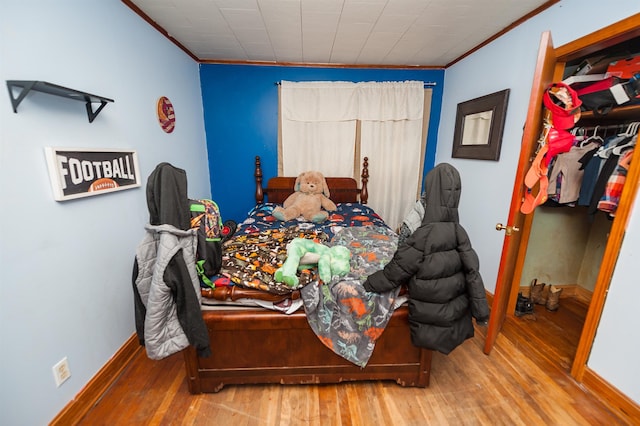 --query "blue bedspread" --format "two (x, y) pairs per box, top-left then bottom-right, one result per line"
(235, 202), (388, 239)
